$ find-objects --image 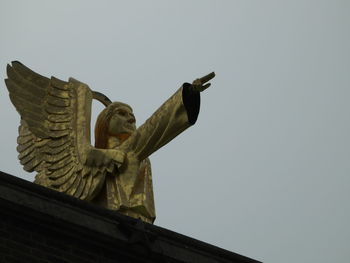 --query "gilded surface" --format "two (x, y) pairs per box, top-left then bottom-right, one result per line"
(5, 61), (215, 223)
